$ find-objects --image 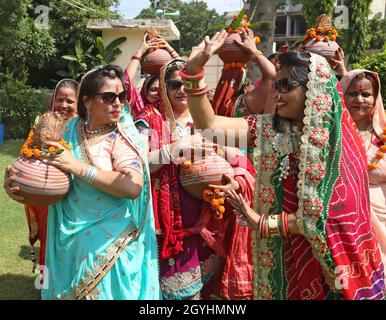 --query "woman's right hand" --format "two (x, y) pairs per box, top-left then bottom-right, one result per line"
(3, 165), (25, 203)
(170, 134), (218, 164)
(135, 33), (161, 58)
(186, 30), (228, 74)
